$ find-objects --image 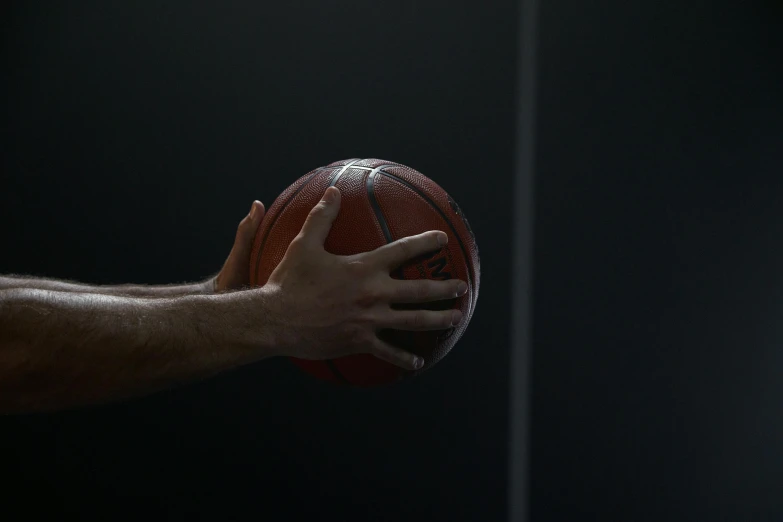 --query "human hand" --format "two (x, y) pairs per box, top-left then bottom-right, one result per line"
(212, 200), (266, 293)
(260, 186), (468, 370)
